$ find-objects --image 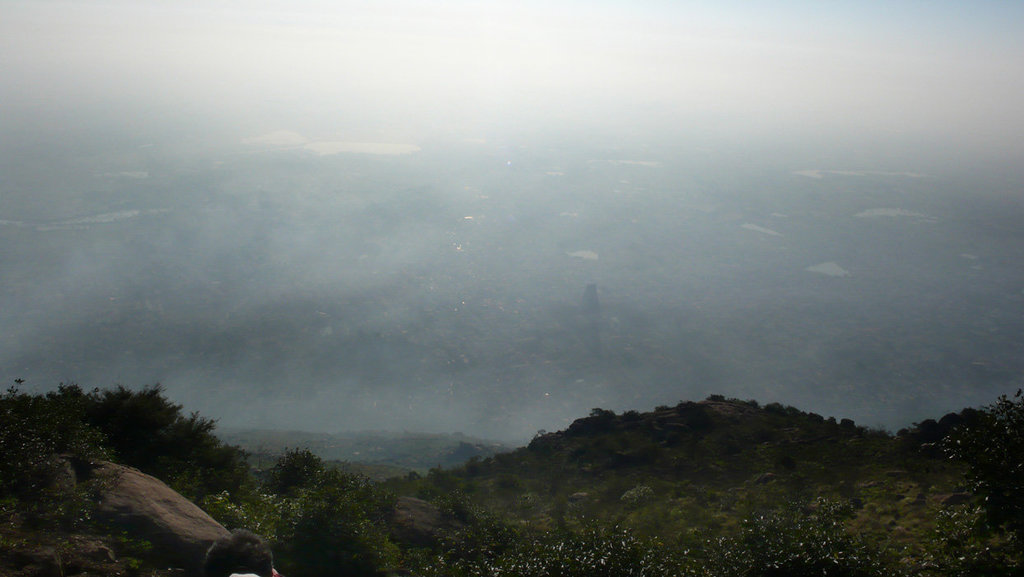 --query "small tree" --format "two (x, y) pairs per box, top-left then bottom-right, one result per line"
(275, 469), (399, 577)
(82, 384), (250, 500)
(0, 383), (107, 500)
(946, 389), (1024, 540)
(264, 448), (325, 496)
